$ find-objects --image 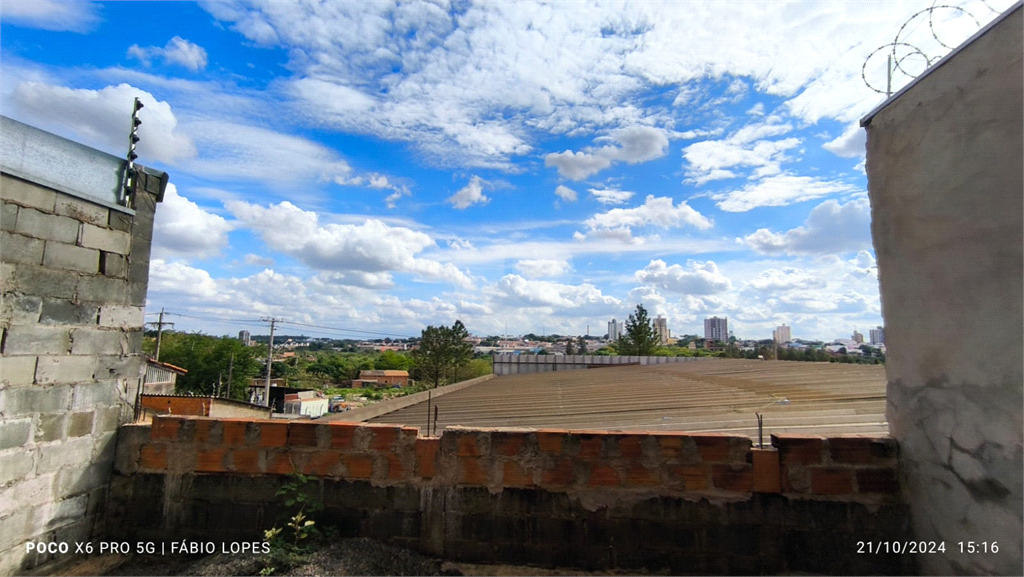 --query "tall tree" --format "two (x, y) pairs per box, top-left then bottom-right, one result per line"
(619, 304), (658, 356)
(577, 335), (588, 354)
(565, 339), (575, 355)
(446, 320), (473, 383)
(412, 320), (473, 388)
